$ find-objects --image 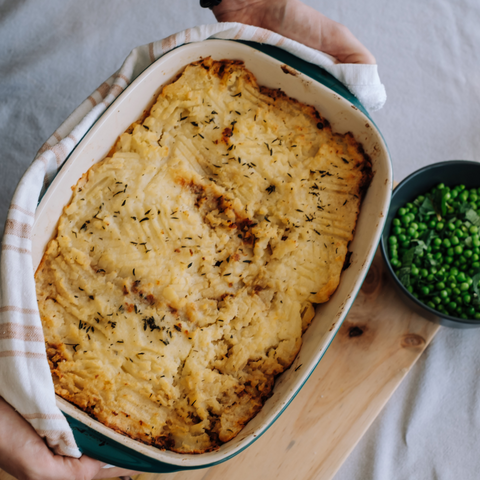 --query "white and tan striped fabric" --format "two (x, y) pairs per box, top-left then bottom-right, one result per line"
(0, 23), (386, 458)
